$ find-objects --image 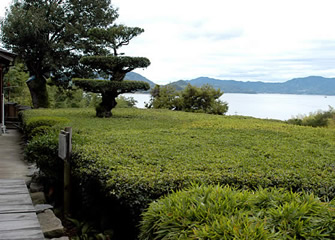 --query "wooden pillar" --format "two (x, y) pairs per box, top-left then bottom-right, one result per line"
(0, 66), (3, 128)
(64, 127), (72, 216)
(58, 127), (72, 216)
